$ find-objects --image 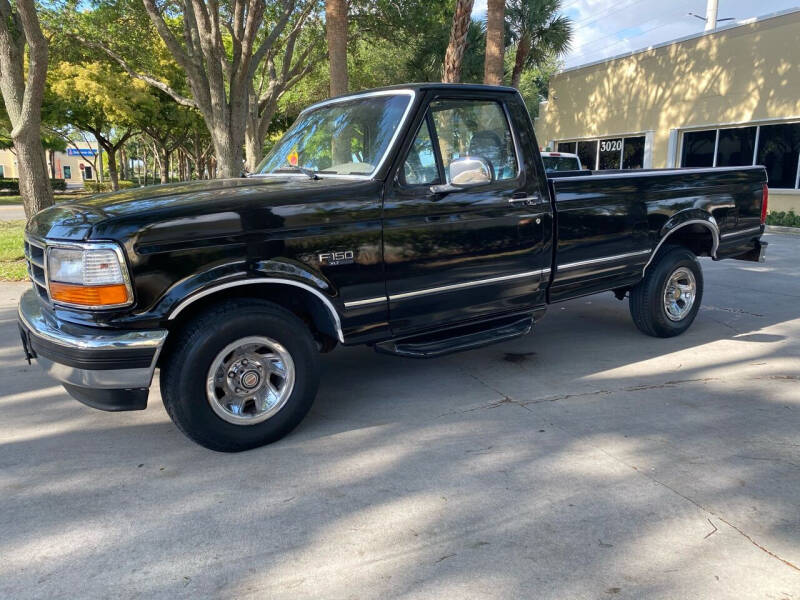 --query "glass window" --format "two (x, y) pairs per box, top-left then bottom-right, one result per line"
(681, 130), (716, 167)
(0, 165), (4, 178)
(83, 166), (93, 180)
(756, 123), (800, 189)
(62, 165), (71, 179)
(557, 141), (576, 154)
(717, 127), (757, 167)
(429, 99), (518, 182)
(622, 137), (645, 169)
(402, 119), (440, 185)
(257, 93), (412, 176)
(577, 140), (597, 171)
(598, 138), (622, 170)
(542, 156), (582, 172)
